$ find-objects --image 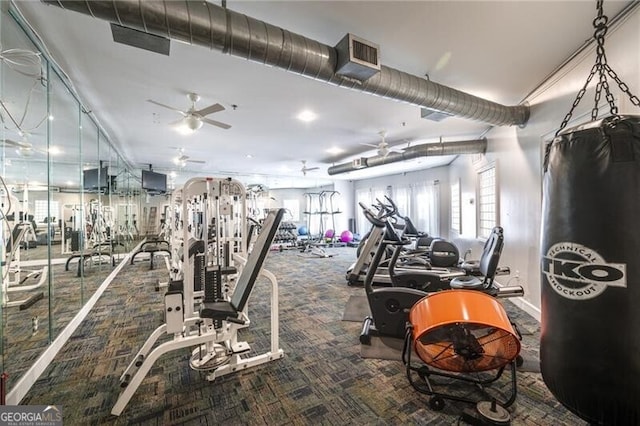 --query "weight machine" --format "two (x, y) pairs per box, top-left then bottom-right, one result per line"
(1, 188), (46, 309)
(112, 178), (284, 416)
